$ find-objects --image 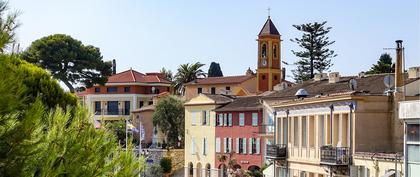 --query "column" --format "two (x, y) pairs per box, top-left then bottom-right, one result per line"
(338, 114), (343, 147)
